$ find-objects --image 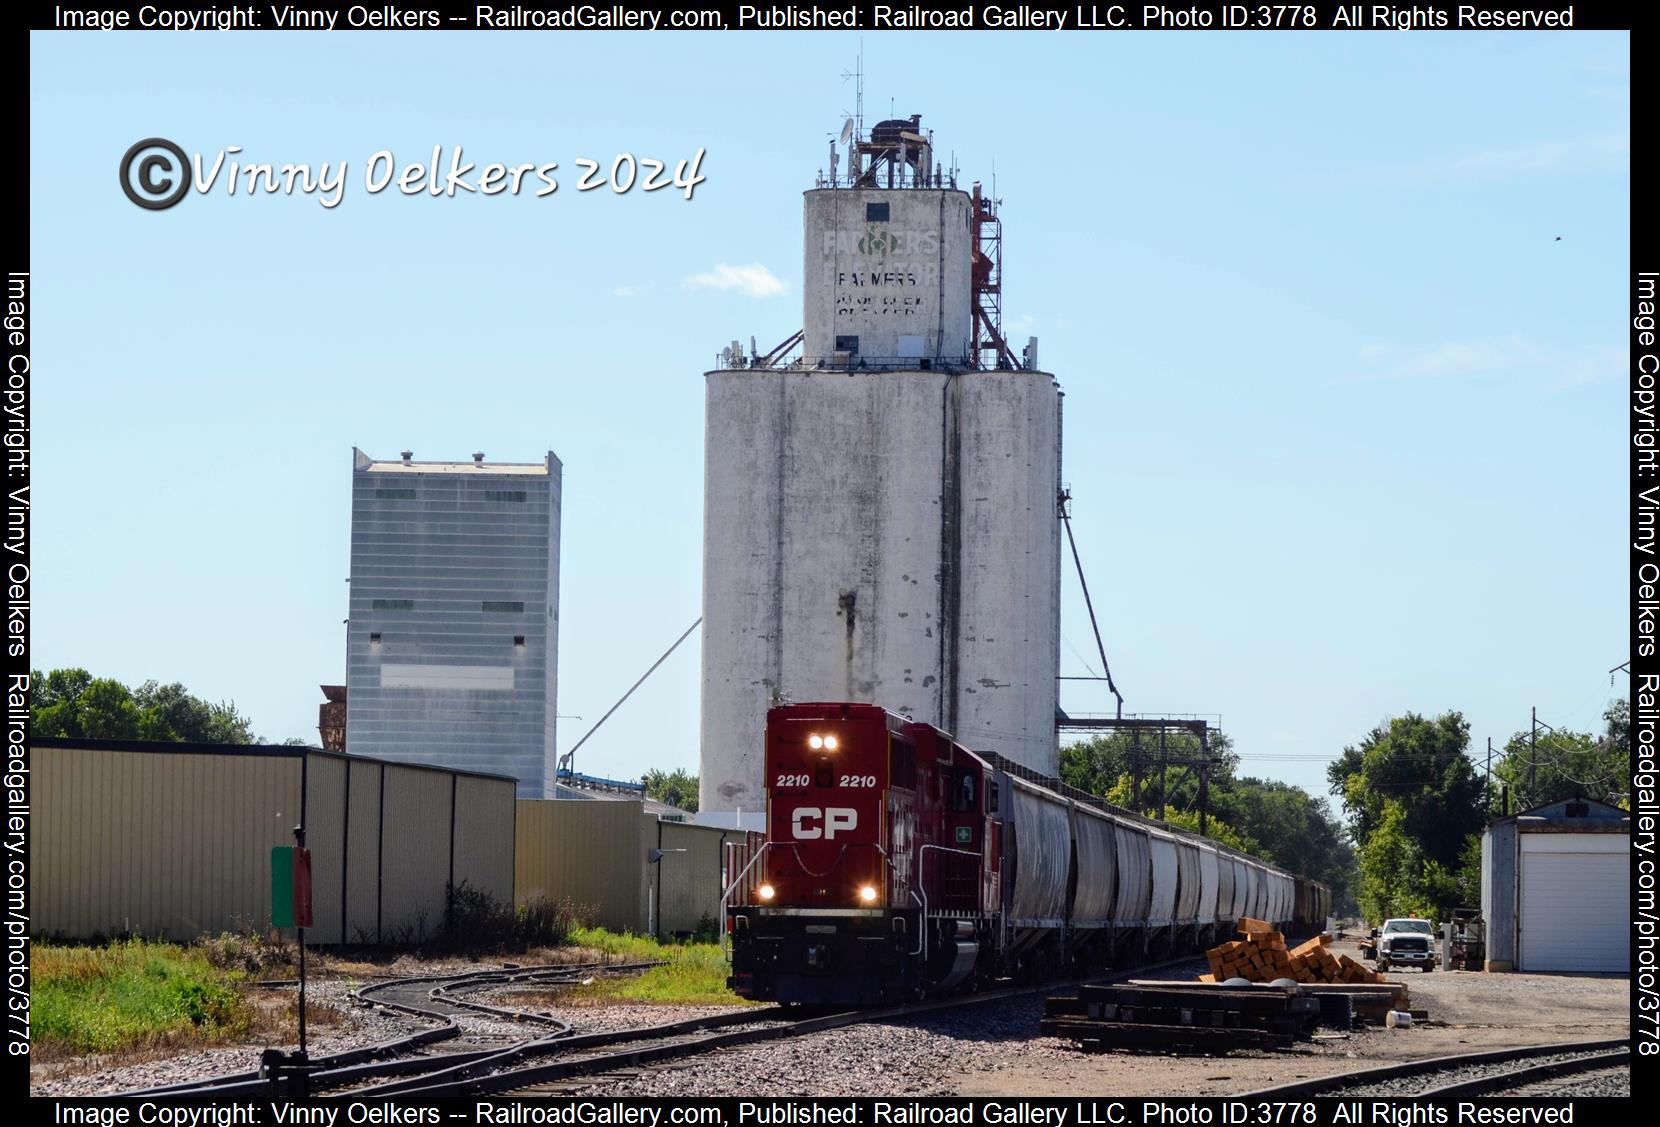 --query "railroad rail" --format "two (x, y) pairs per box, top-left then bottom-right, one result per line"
(360, 954), (1210, 1097)
(118, 955), (1205, 1099)
(1236, 1039), (1630, 1099)
(114, 961), (657, 1099)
